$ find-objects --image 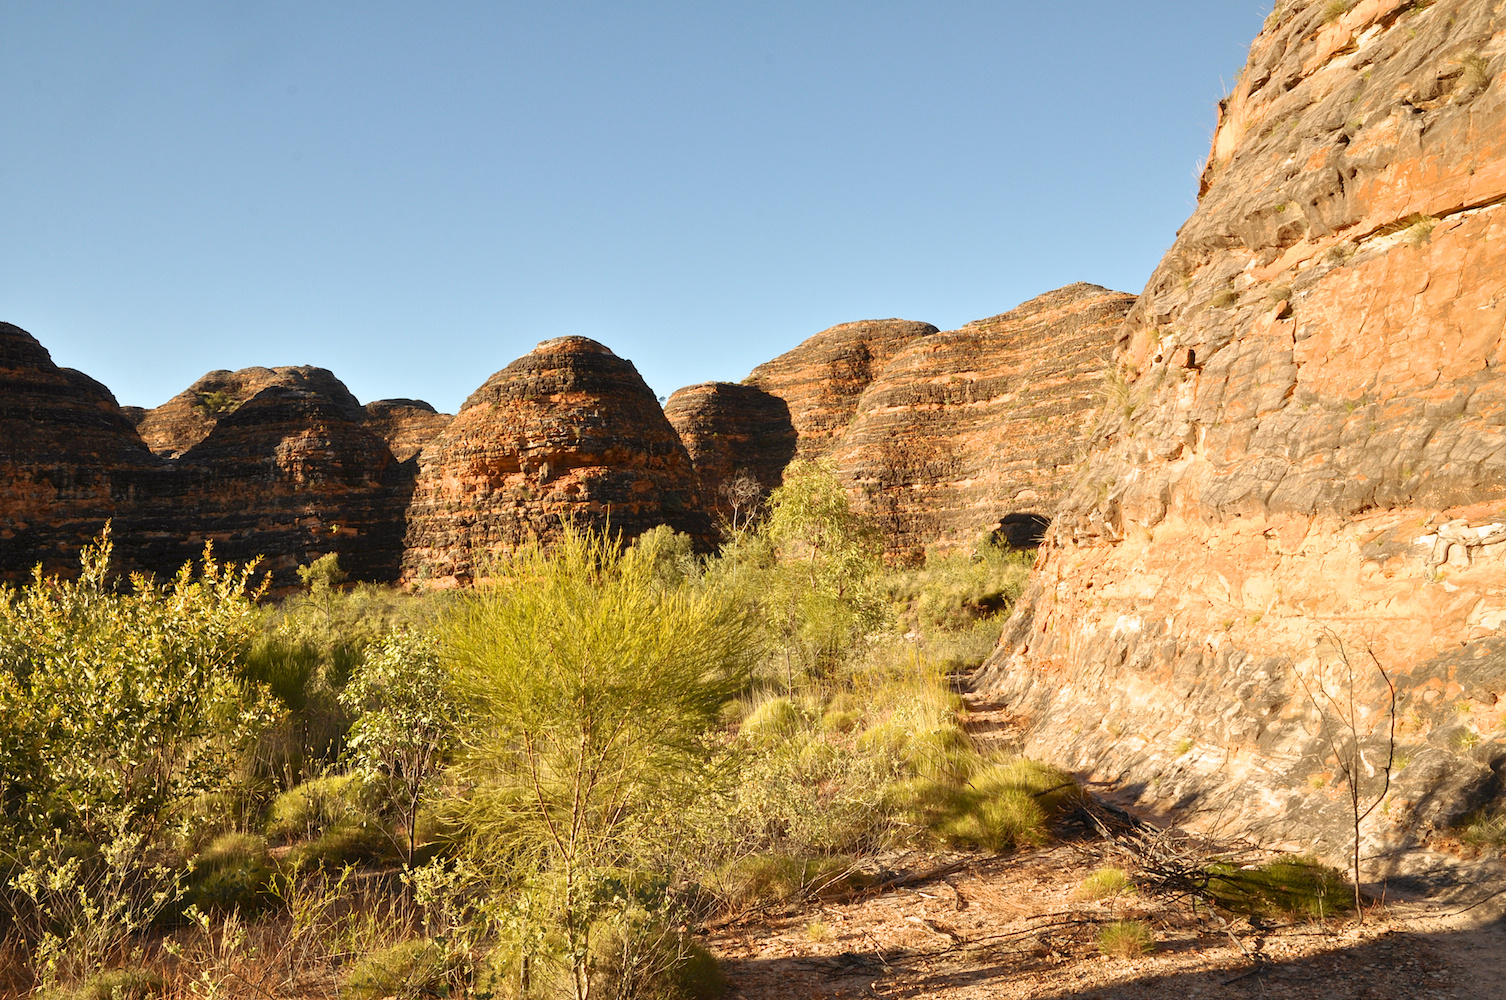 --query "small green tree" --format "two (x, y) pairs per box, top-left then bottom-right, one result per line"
(338, 629), (459, 865)
(764, 459), (887, 684)
(442, 526), (755, 1000)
